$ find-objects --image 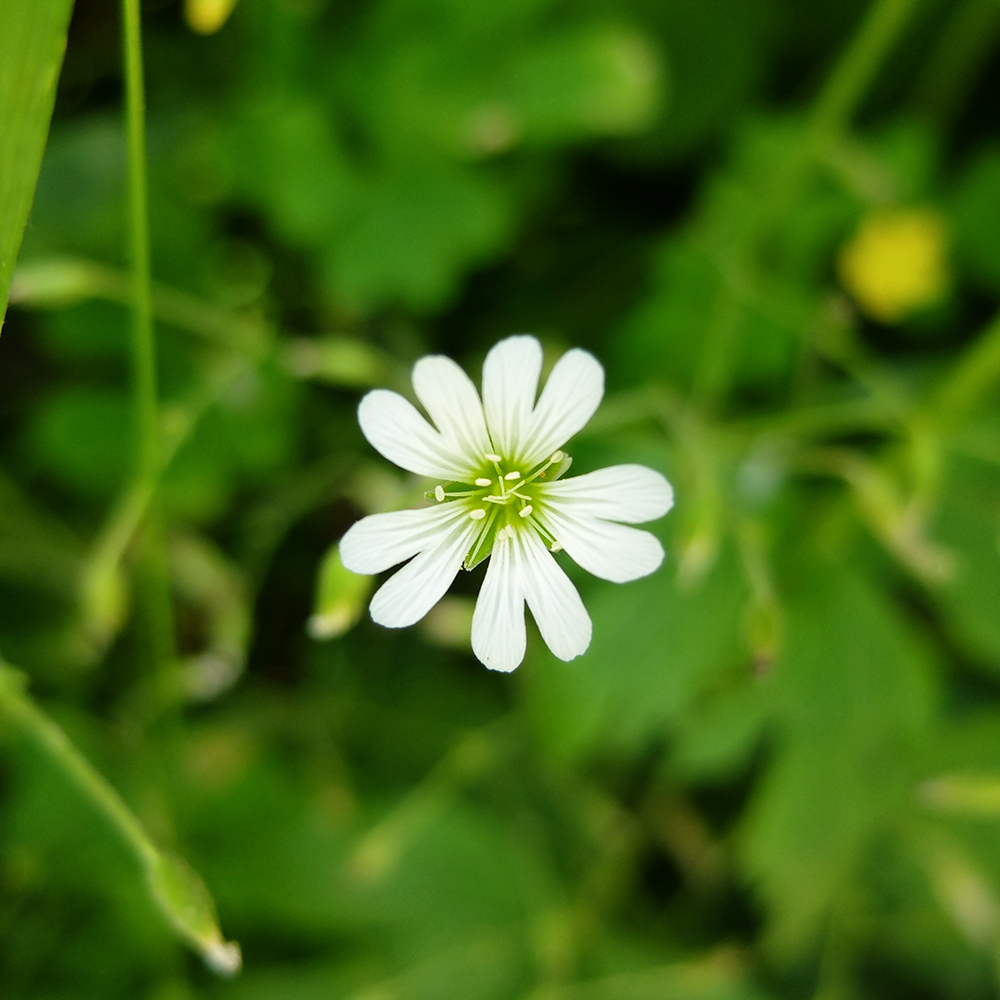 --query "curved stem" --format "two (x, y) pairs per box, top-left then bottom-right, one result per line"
(0, 664), (155, 865)
(0, 661), (240, 973)
(809, 0), (924, 152)
(930, 309), (1000, 430)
